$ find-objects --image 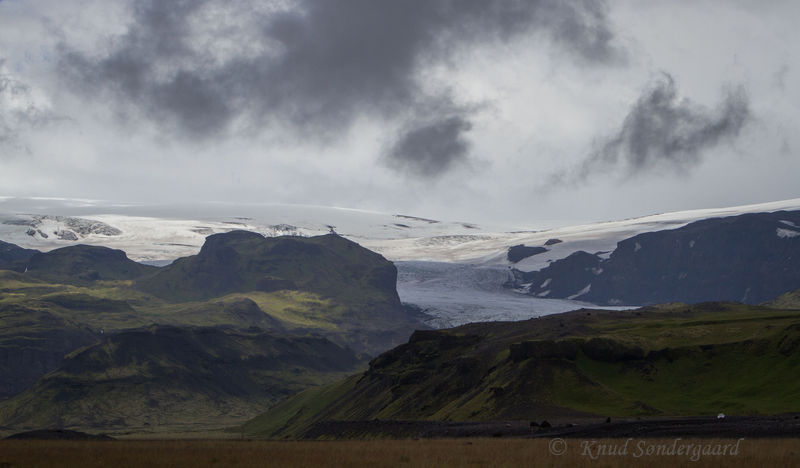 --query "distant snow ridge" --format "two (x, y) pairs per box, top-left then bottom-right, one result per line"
(1, 196), (800, 265)
(265, 224), (303, 236)
(3, 215), (122, 240)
